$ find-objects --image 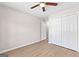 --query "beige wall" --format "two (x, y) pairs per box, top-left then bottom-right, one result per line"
(0, 5), (41, 53)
